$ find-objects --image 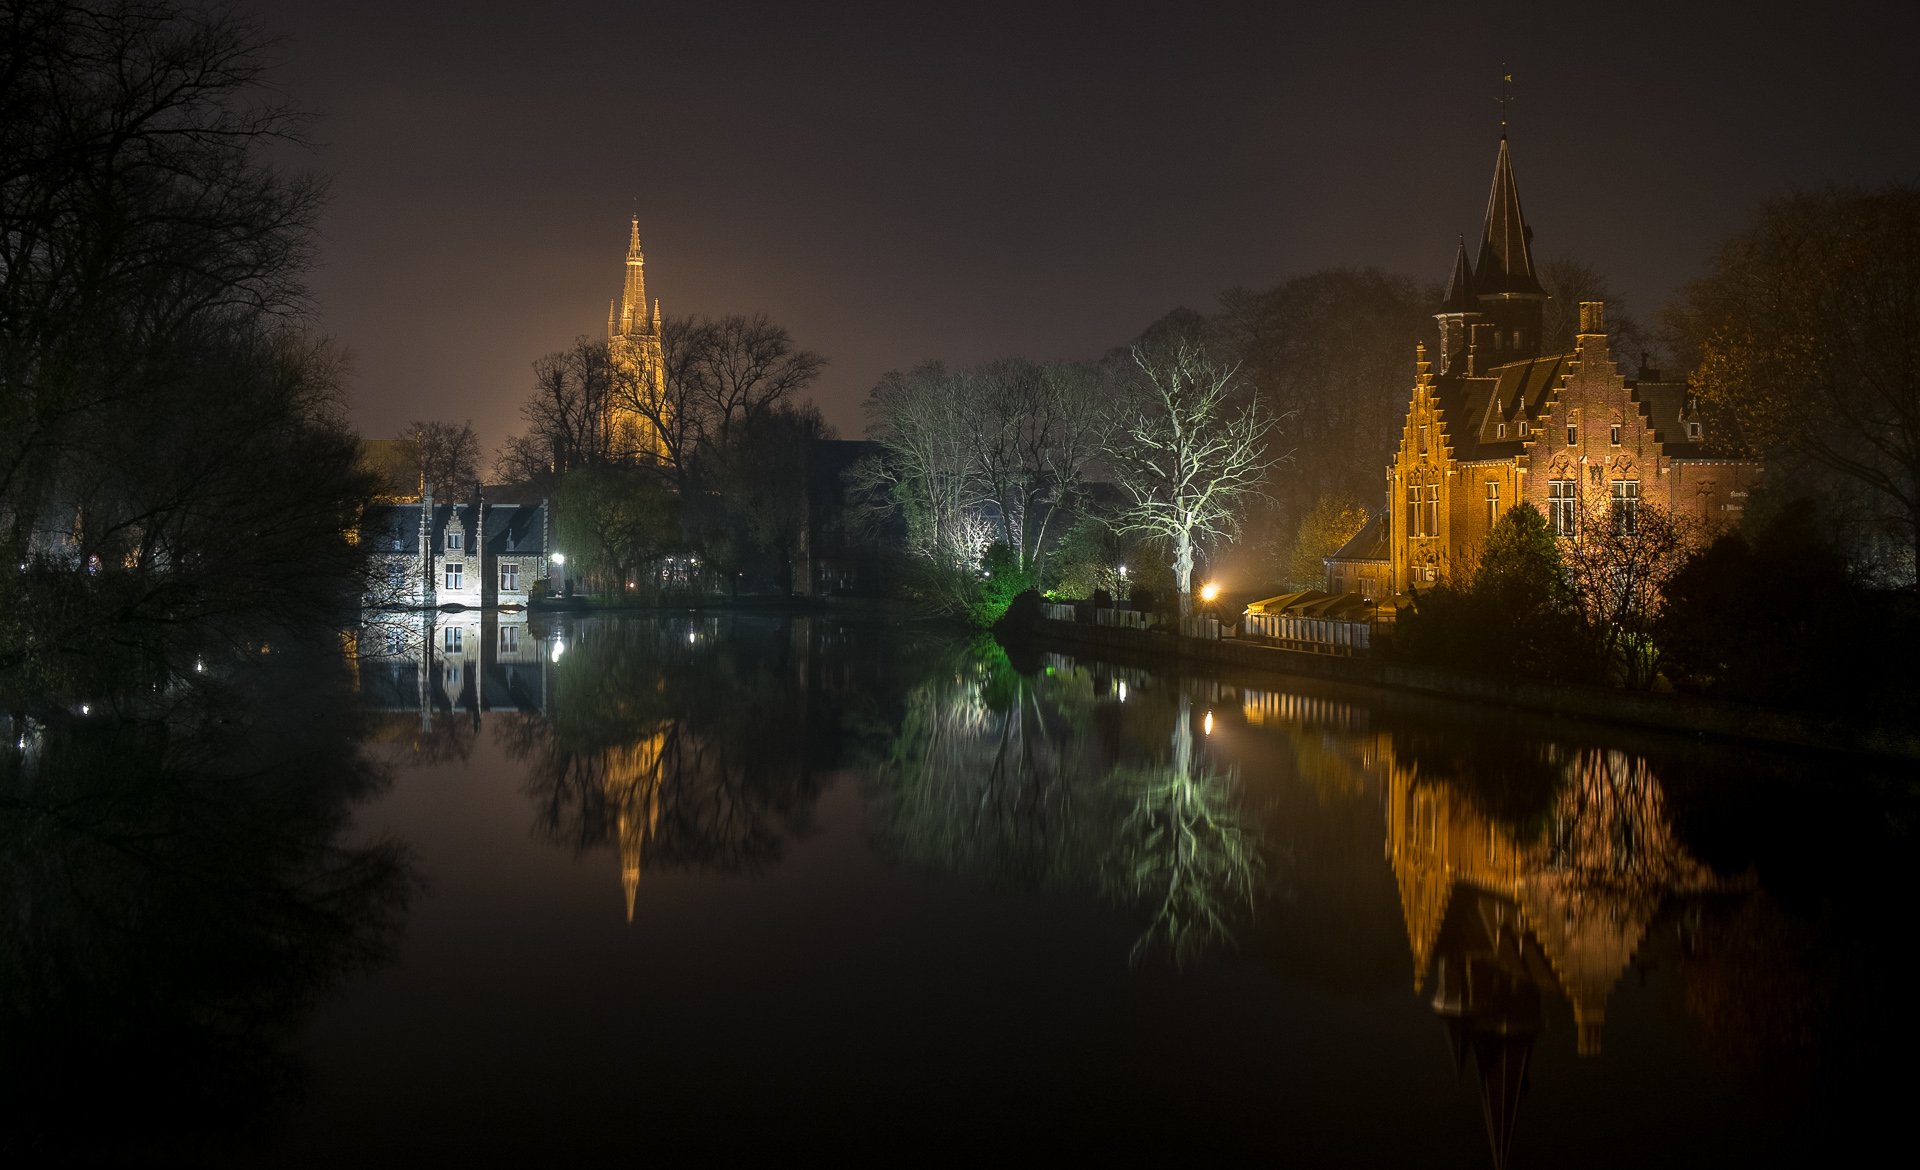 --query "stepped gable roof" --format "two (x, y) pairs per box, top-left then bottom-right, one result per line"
(1430, 353), (1571, 461)
(1475, 136), (1544, 298)
(1327, 513), (1389, 563)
